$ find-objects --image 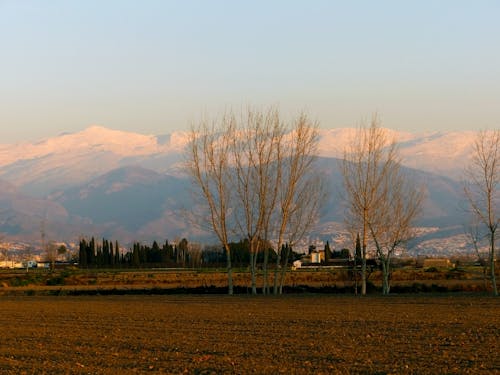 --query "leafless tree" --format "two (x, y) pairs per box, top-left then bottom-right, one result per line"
(274, 165), (325, 294)
(368, 165), (424, 294)
(0, 234), (8, 266)
(186, 107), (323, 295)
(46, 241), (59, 271)
(269, 116), (324, 294)
(229, 109), (323, 295)
(465, 221), (489, 291)
(186, 115), (235, 294)
(464, 129), (500, 296)
(21, 245), (33, 272)
(188, 242), (203, 268)
(40, 217), (56, 270)
(341, 116), (400, 295)
(231, 108), (284, 295)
